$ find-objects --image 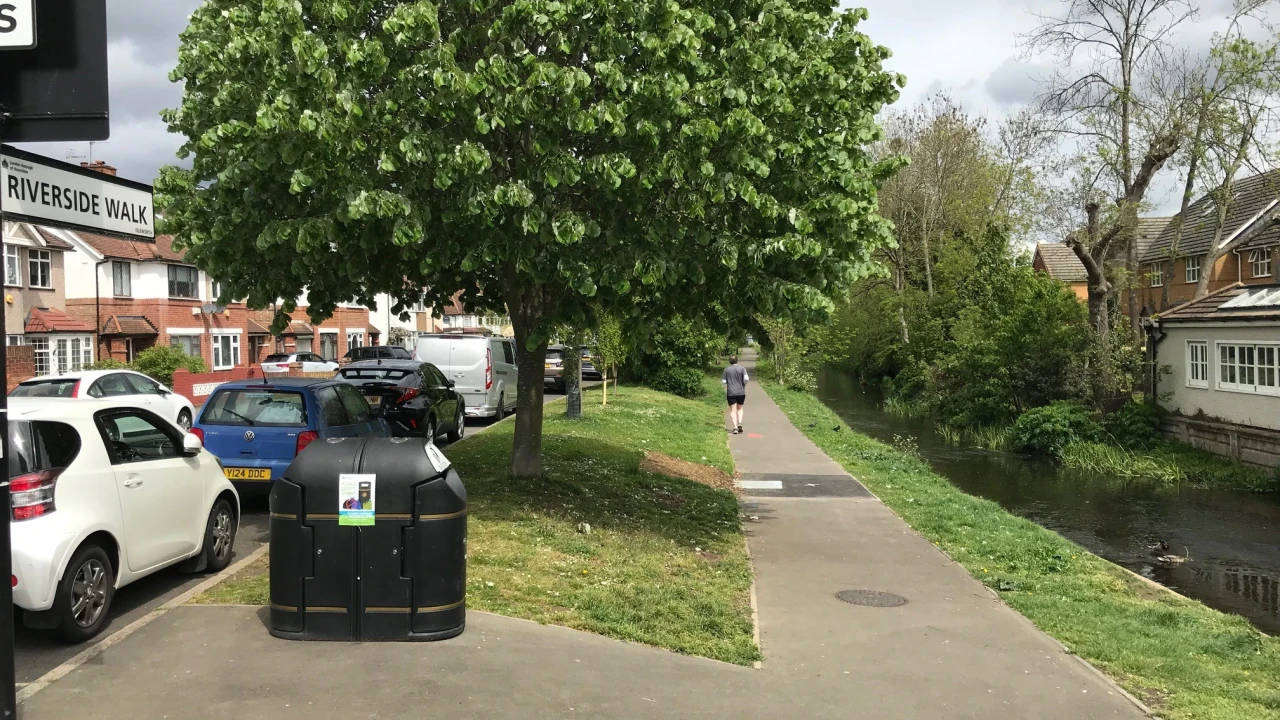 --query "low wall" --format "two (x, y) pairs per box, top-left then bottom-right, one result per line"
(172, 365), (337, 403)
(6, 346), (35, 392)
(1159, 414), (1280, 471)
